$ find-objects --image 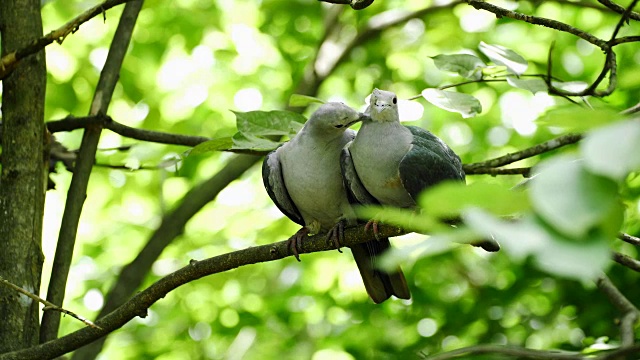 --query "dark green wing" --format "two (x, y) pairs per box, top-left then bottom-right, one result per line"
(399, 125), (465, 202)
